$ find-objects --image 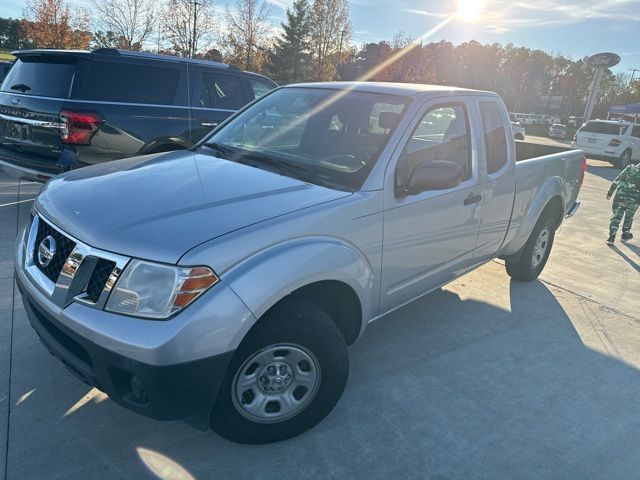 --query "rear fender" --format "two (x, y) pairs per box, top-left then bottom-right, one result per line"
(222, 237), (375, 346)
(500, 176), (565, 256)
